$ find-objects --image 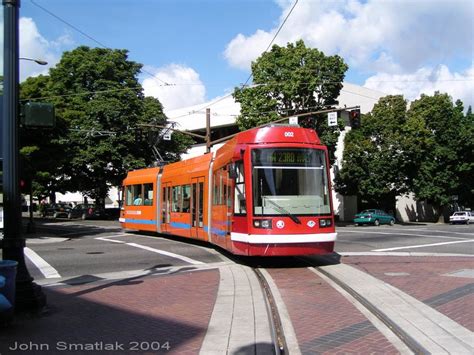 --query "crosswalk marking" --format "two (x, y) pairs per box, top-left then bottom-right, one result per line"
(24, 247), (61, 278)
